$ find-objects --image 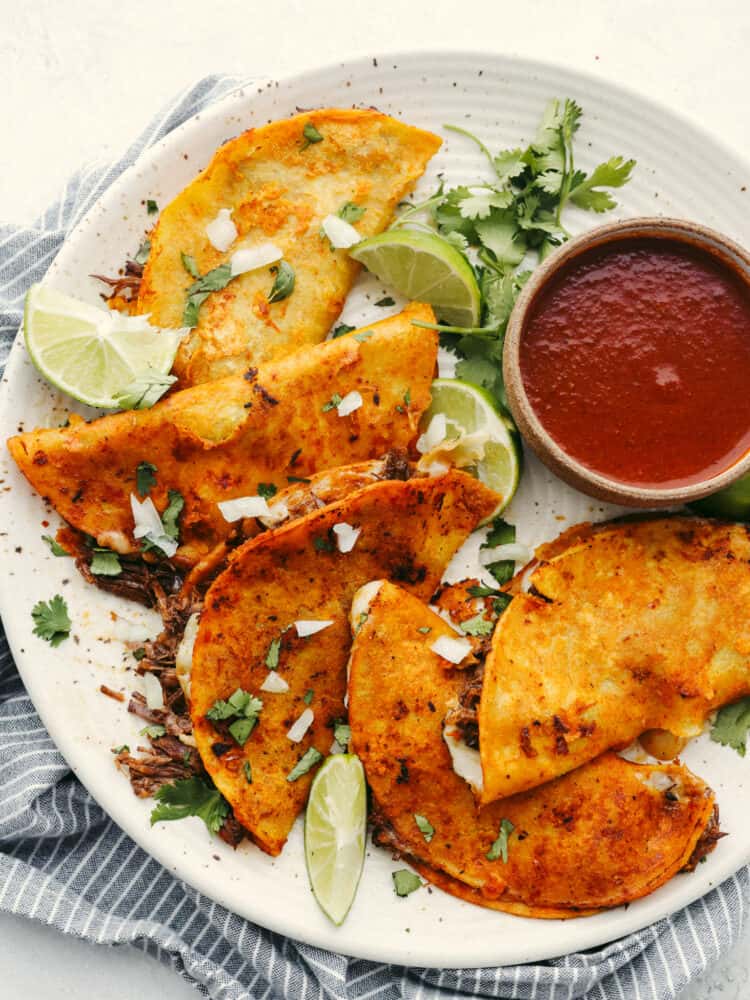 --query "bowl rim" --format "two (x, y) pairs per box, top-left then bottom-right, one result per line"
(503, 216), (750, 507)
